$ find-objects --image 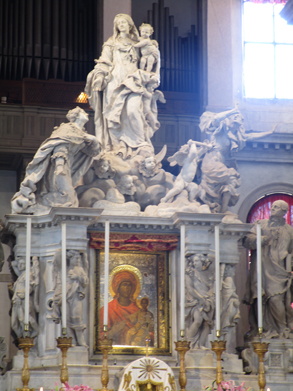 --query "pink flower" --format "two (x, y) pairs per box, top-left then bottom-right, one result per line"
(204, 380), (251, 391)
(55, 384), (93, 391)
